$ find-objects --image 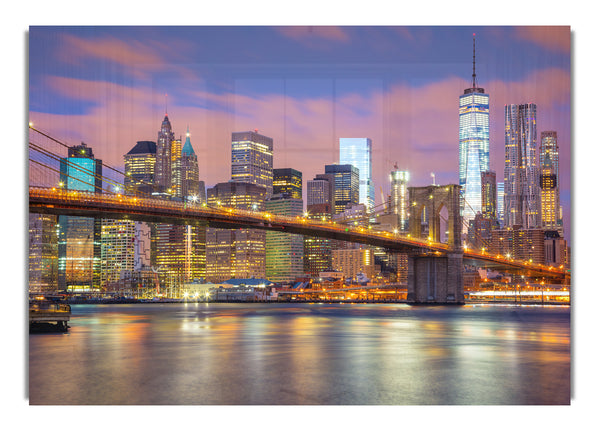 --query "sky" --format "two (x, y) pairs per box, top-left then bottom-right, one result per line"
(28, 25), (571, 241)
